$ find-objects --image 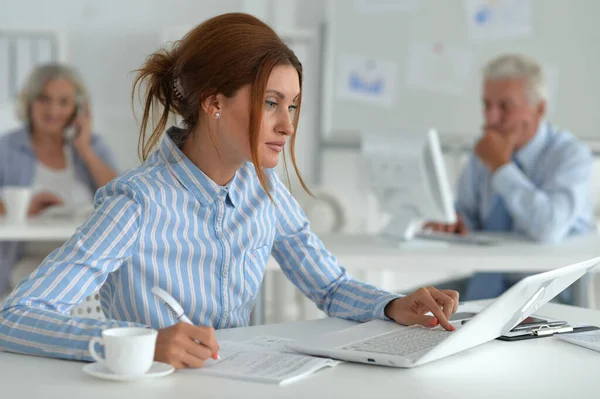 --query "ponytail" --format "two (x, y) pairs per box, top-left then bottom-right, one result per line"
(132, 48), (182, 161)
